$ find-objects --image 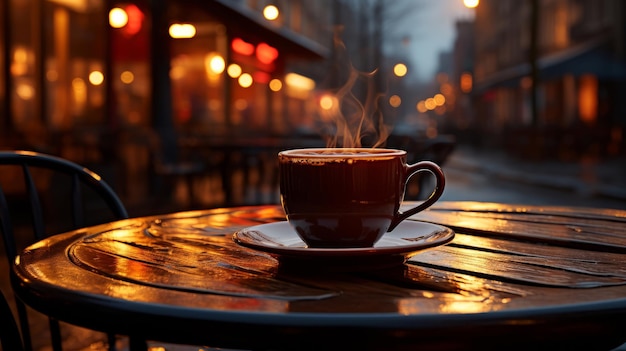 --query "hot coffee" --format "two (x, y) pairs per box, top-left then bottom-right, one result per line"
(279, 148), (445, 248)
